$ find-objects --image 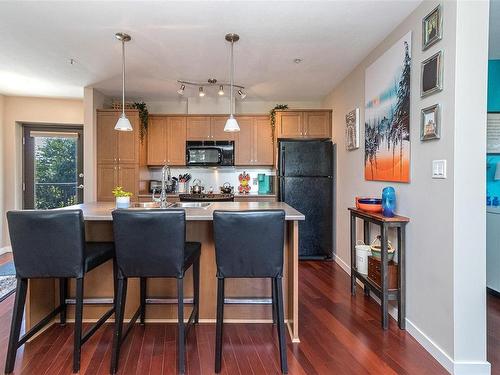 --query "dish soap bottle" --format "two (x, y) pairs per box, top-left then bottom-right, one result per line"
(382, 187), (396, 217)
